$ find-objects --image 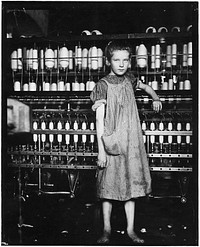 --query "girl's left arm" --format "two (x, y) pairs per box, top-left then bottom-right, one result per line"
(138, 81), (162, 112)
